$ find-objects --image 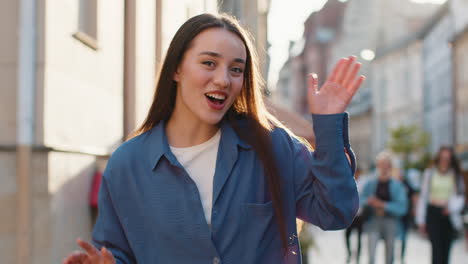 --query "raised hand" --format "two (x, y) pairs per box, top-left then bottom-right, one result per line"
(63, 238), (115, 264)
(307, 56), (365, 115)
